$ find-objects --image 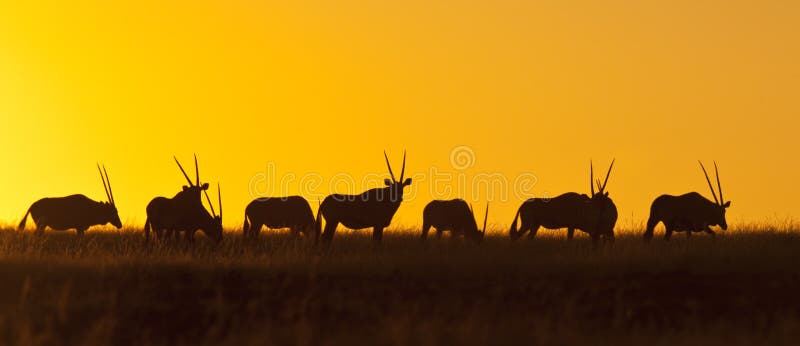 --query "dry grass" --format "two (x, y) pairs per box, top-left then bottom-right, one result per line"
(1, 224), (799, 345)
